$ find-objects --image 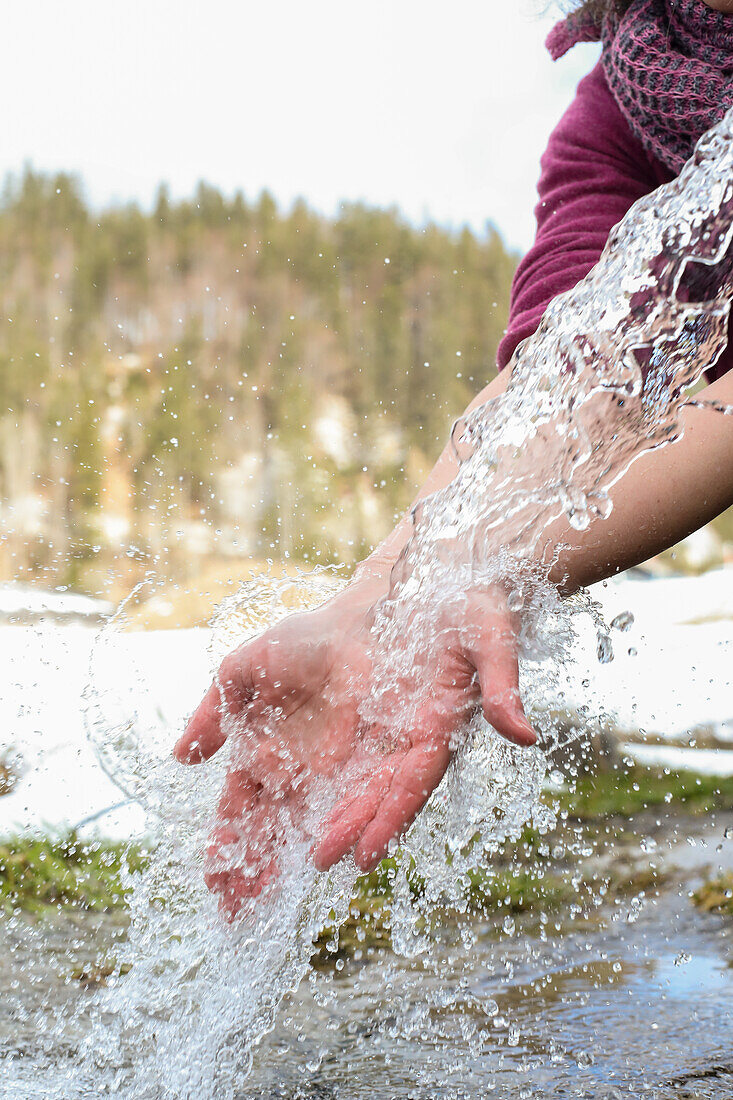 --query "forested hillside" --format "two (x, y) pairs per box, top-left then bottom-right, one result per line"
(0, 169), (517, 592)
